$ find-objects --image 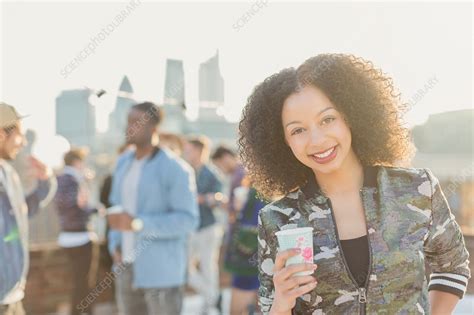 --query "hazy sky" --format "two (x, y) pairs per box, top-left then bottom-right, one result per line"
(1, 0), (472, 139)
